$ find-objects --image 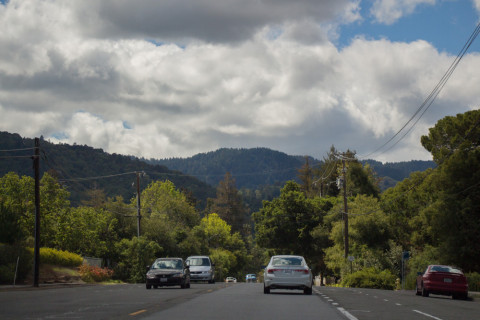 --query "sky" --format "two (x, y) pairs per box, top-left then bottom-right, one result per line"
(0, 0), (479, 163)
